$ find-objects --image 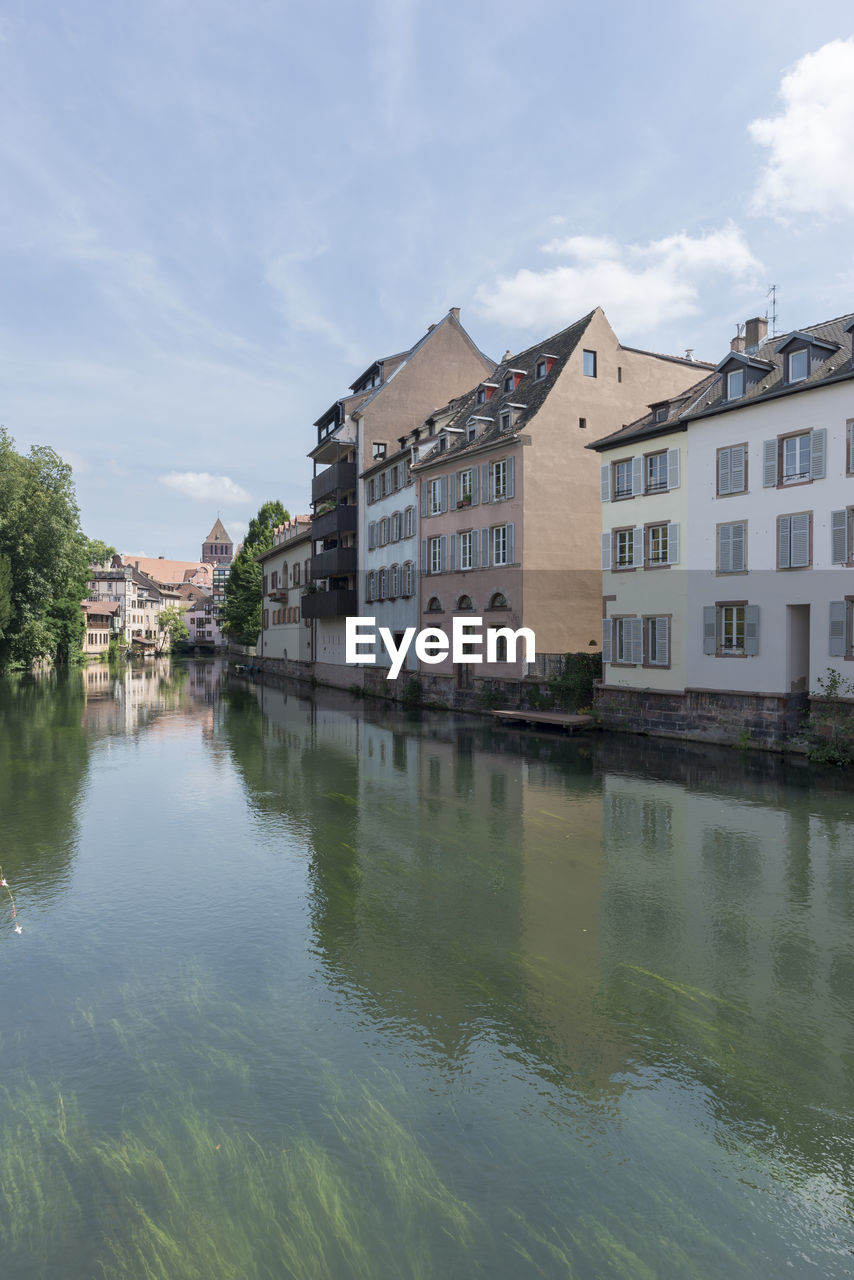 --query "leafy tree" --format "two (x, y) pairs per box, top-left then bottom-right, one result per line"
(157, 605), (190, 654)
(223, 501), (288, 646)
(0, 554), (12, 641)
